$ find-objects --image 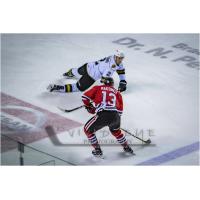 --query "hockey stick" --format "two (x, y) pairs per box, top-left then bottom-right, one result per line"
(58, 106), (151, 144)
(58, 105), (84, 113)
(58, 88), (122, 113)
(121, 128), (151, 144)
